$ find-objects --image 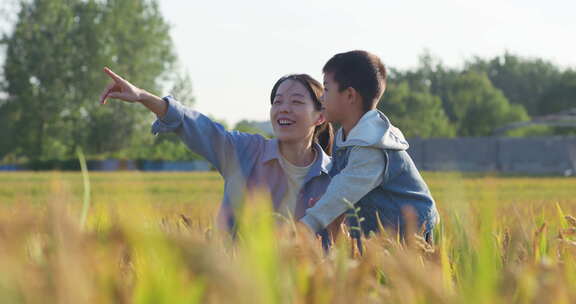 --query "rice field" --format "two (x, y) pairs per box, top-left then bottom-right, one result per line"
(1, 171), (576, 303)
